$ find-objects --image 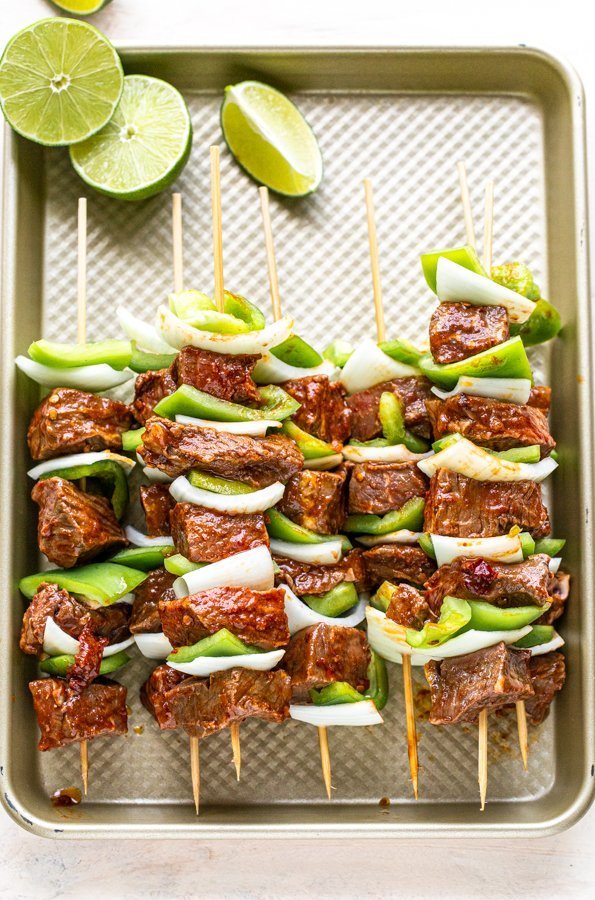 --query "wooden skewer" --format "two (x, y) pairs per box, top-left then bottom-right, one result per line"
(259, 184), (332, 799)
(230, 722), (242, 782)
(364, 178), (419, 799)
(457, 161), (477, 248)
(210, 145), (225, 314)
(478, 708), (488, 811)
(190, 730), (201, 815)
